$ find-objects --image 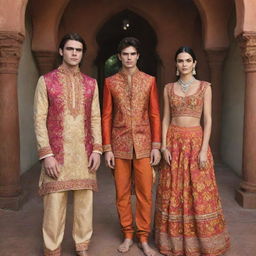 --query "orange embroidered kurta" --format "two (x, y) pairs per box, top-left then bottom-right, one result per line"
(34, 66), (102, 196)
(102, 69), (161, 159)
